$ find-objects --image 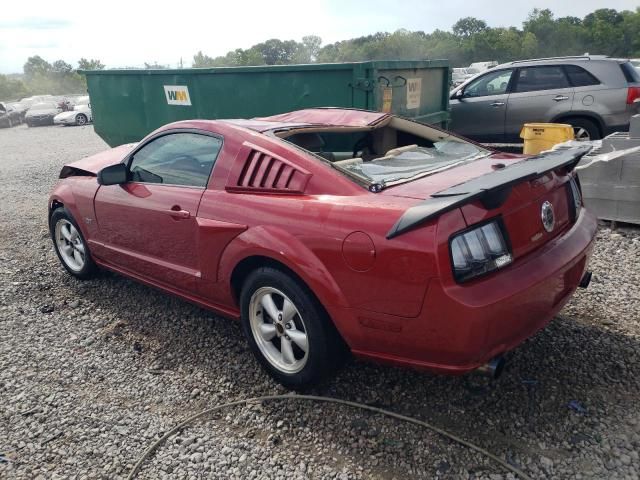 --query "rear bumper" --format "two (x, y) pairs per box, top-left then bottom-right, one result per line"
(346, 208), (598, 375)
(603, 123), (630, 136)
